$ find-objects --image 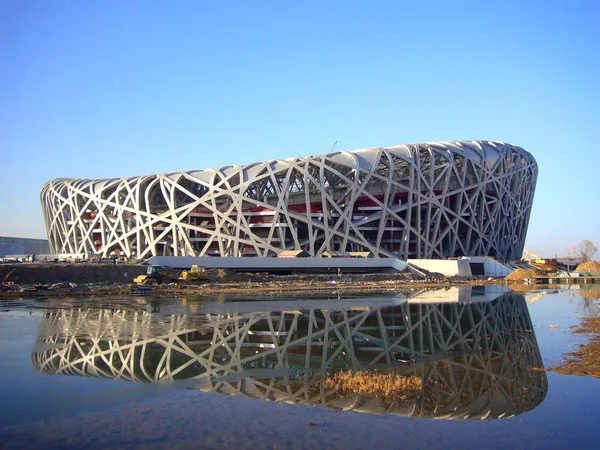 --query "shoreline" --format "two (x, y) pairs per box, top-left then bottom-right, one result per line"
(2, 262), (571, 300)
(1, 273), (514, 299)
